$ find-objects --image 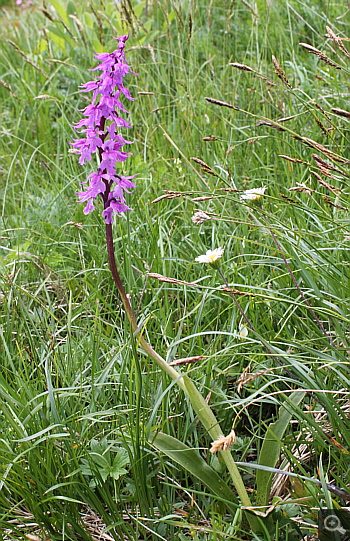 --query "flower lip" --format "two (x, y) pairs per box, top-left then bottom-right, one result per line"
(195, 247), (224, 264)
(240, 186), (267, 201)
